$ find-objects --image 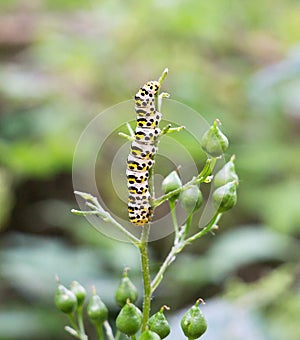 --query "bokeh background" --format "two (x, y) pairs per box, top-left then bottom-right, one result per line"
(1, 0), (300, 339)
